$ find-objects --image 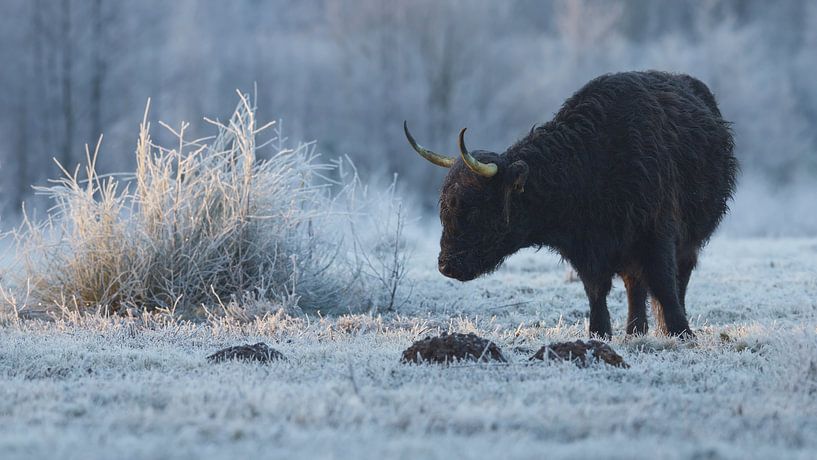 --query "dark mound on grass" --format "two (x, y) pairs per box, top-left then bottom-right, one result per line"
(530, 340), (628, 368)
(401, 332), (507, 364)
(207, 342), (286, 363)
